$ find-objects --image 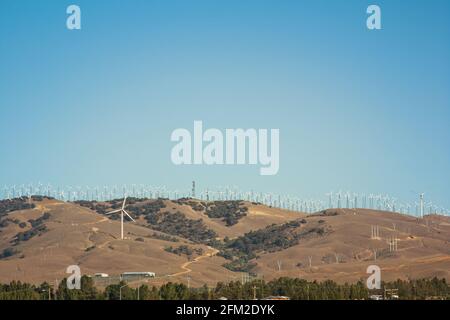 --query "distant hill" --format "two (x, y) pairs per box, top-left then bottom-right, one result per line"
(0, 197), (449, 287)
